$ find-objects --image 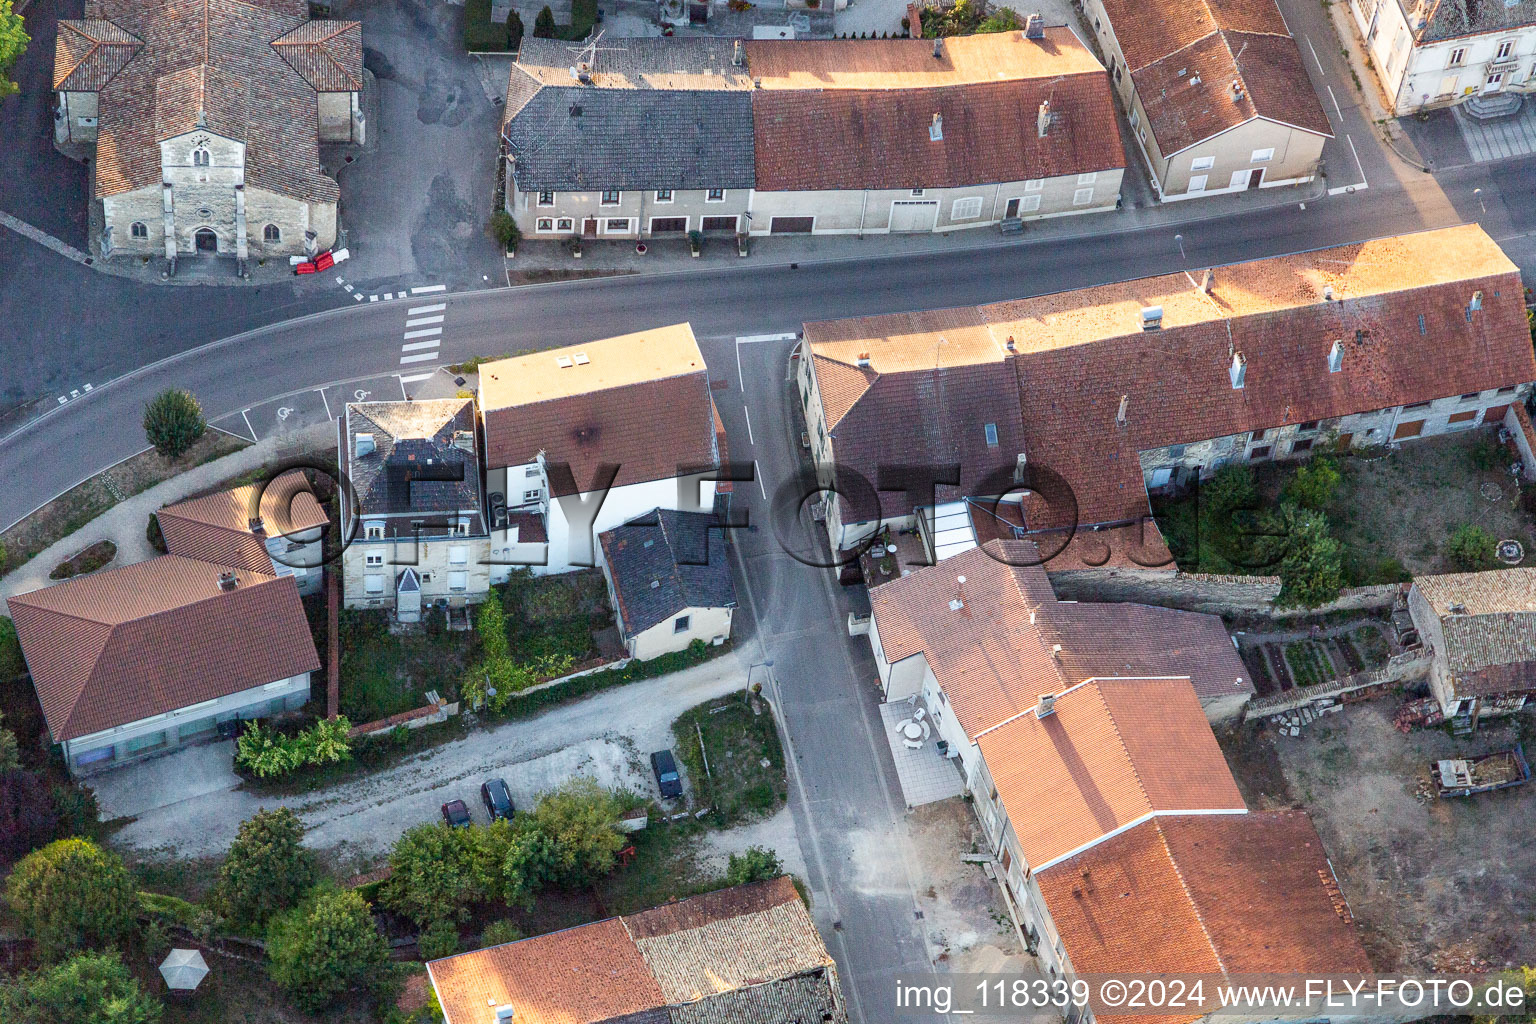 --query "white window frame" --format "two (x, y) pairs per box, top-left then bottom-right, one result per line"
(655, 189), (673, 203)
(1072, 187), (1094, 205)
(600, 190), (621, 206)
(556, 217), (574, 232)
(1190, 155), (1215, 171)
(601, 218), (632, 234)
(130, 221), (148, 239)
(1024, 178), (1044, 192)
(706, 188), (726, 203)
(537, 217), (554, 232)
(365, 522), (384, 540)
(1188, 175), (1208, 193)
(523, 487), (541, 502)
(449, 545), (468, 565)
(950, 196), (984, 221)
(365, 552), (384, 567)
(1076, 172), (1097, 185)
(537, 191), (555, 206)
(364, 574), (385, 594)
(1448, 47), (1466, 67)
(448, 571), (469, 592)
(911, 188), (925, 197)
(1497, 39), (1515, 60)
(192, 147), (210, 167)
(1019, 194), (1041, 213)
(1250, 147), (1275, 163)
